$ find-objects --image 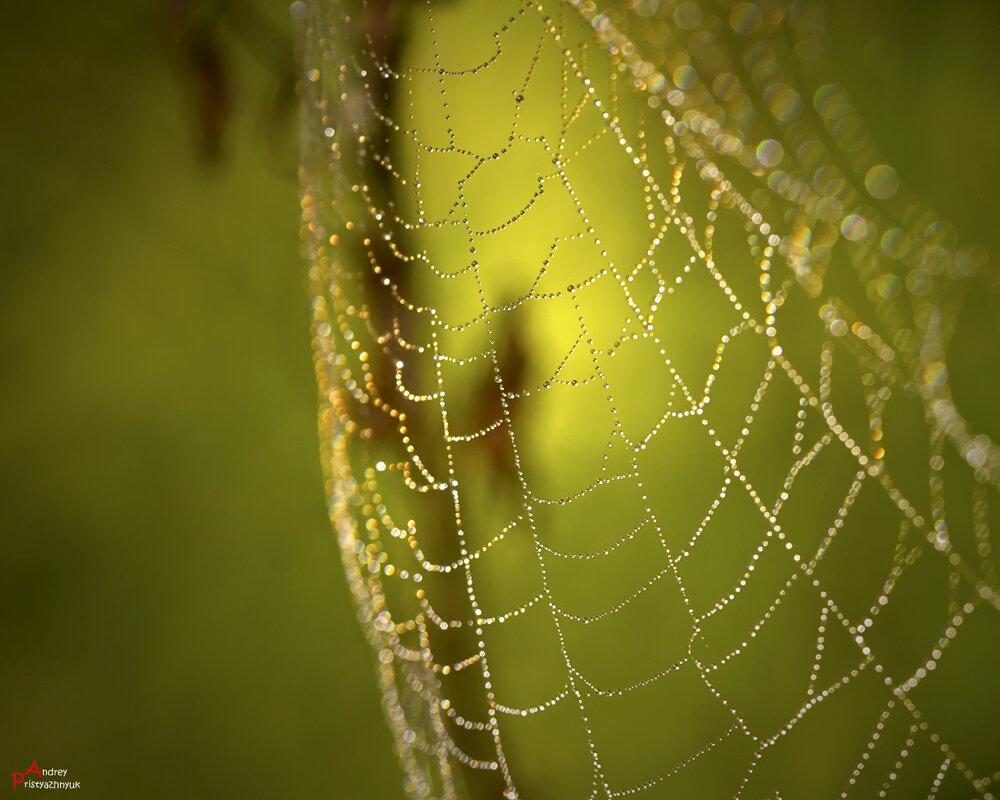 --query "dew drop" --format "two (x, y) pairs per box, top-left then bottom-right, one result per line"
(865, 164), (900, 200)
